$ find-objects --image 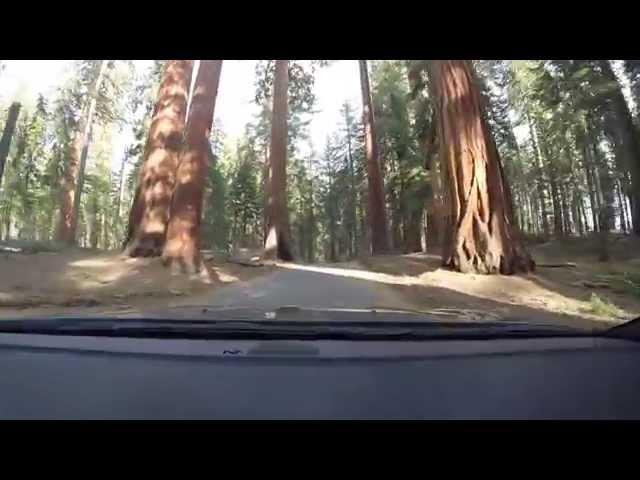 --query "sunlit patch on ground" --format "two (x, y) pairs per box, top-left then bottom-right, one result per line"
(0, 250), (271, 316)
(276, 252), (637, 324)
(1, 239), (639, 326)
